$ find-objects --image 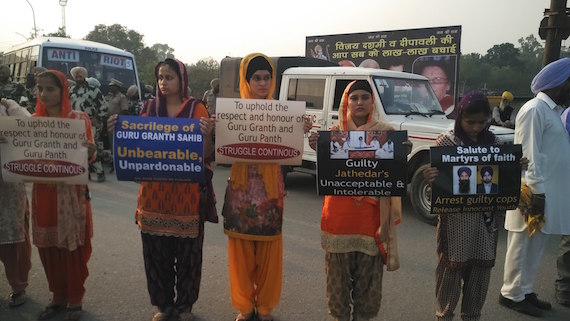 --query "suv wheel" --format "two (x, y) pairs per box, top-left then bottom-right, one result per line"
(410, 164), (437, 226)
